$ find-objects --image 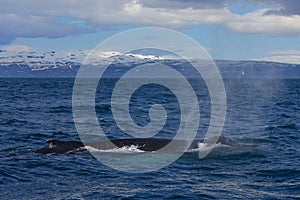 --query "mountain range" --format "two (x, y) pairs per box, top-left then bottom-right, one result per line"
(0, 49), (299, 78)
